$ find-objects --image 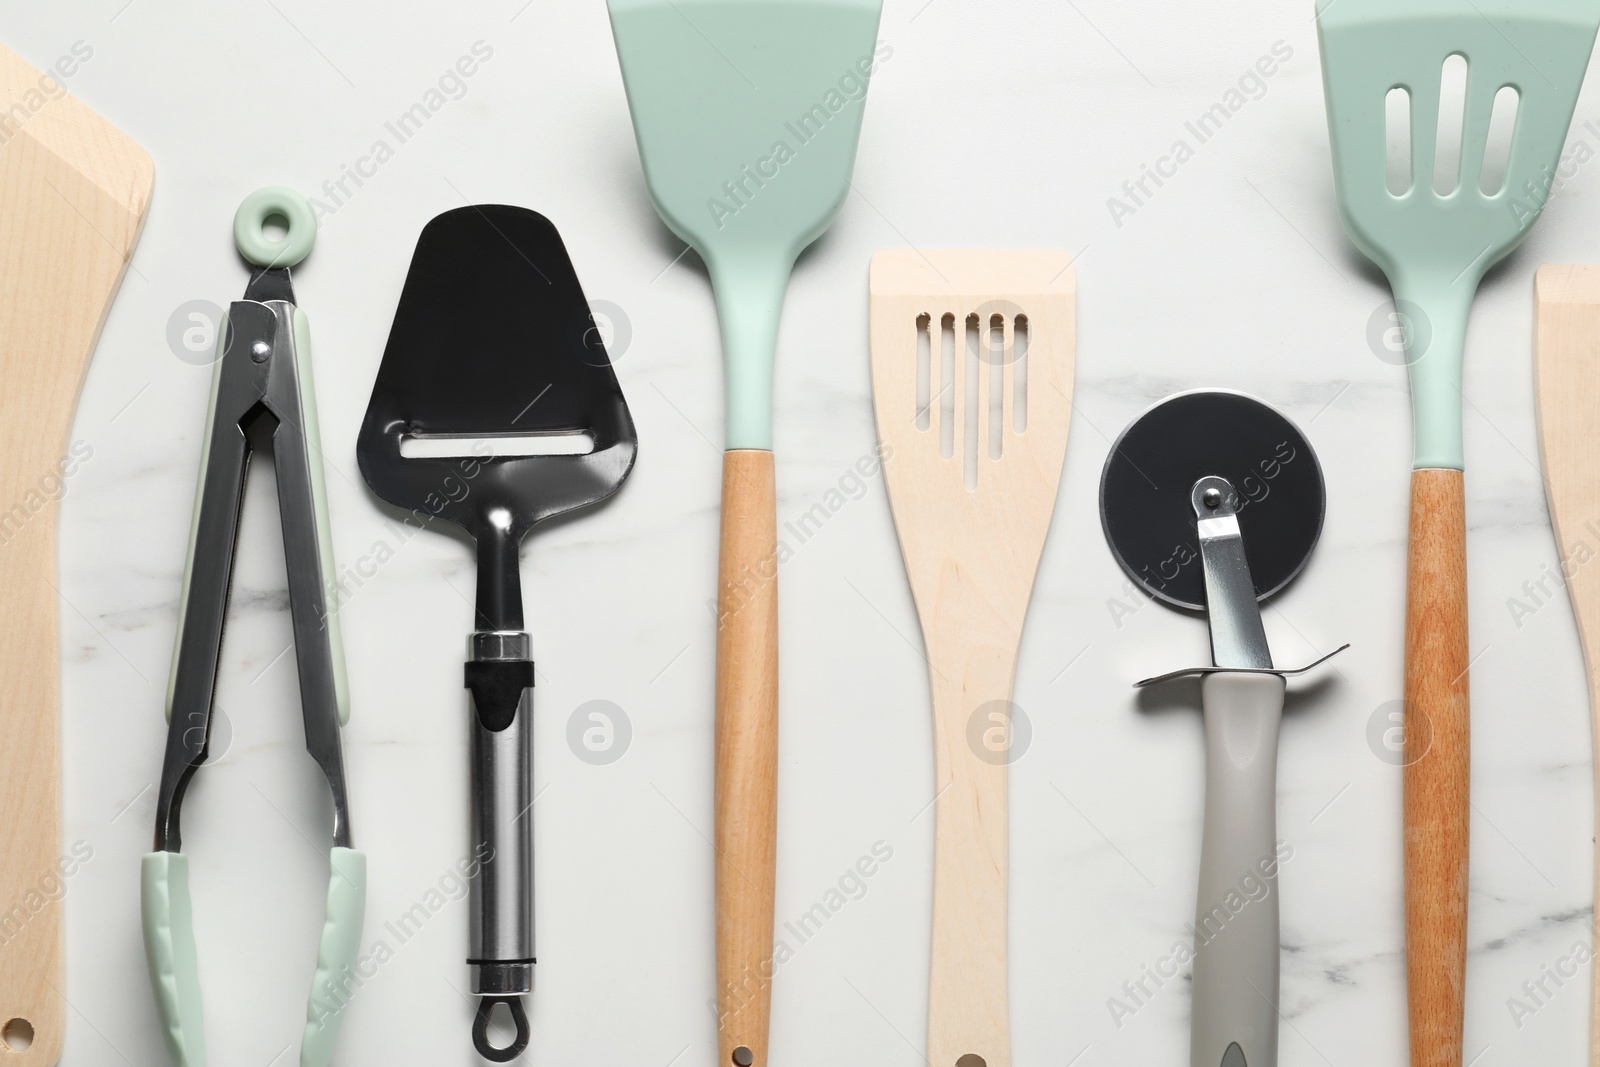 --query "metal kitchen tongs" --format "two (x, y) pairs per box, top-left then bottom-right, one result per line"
(141, 188), (367, 1067)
